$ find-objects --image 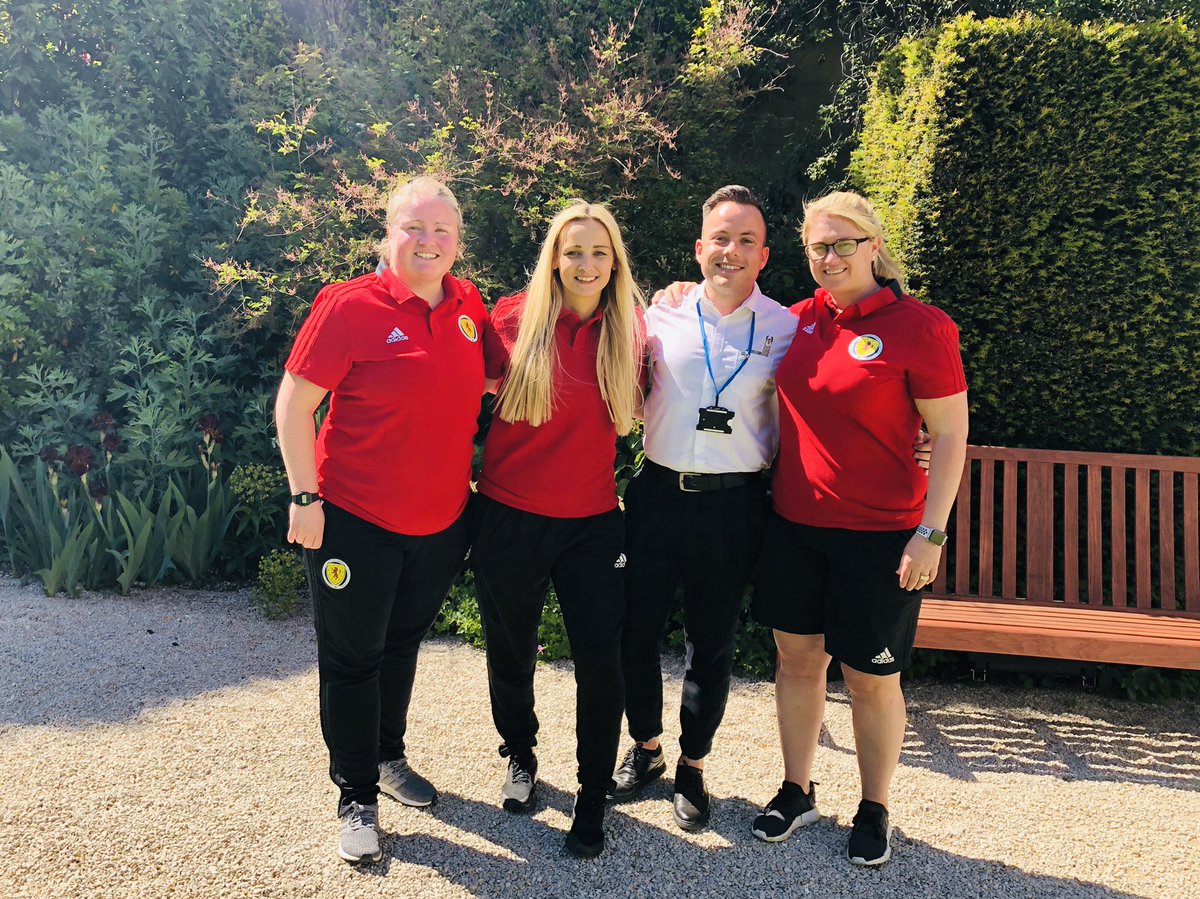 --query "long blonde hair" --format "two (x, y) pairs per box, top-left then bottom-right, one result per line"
(496, 202), (645, 434)
(802, 191), (904, 290)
